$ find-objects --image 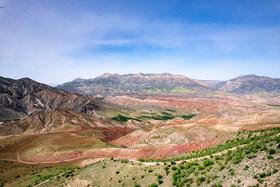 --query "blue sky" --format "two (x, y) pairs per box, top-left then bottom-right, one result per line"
(0, 0), (279, 84)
